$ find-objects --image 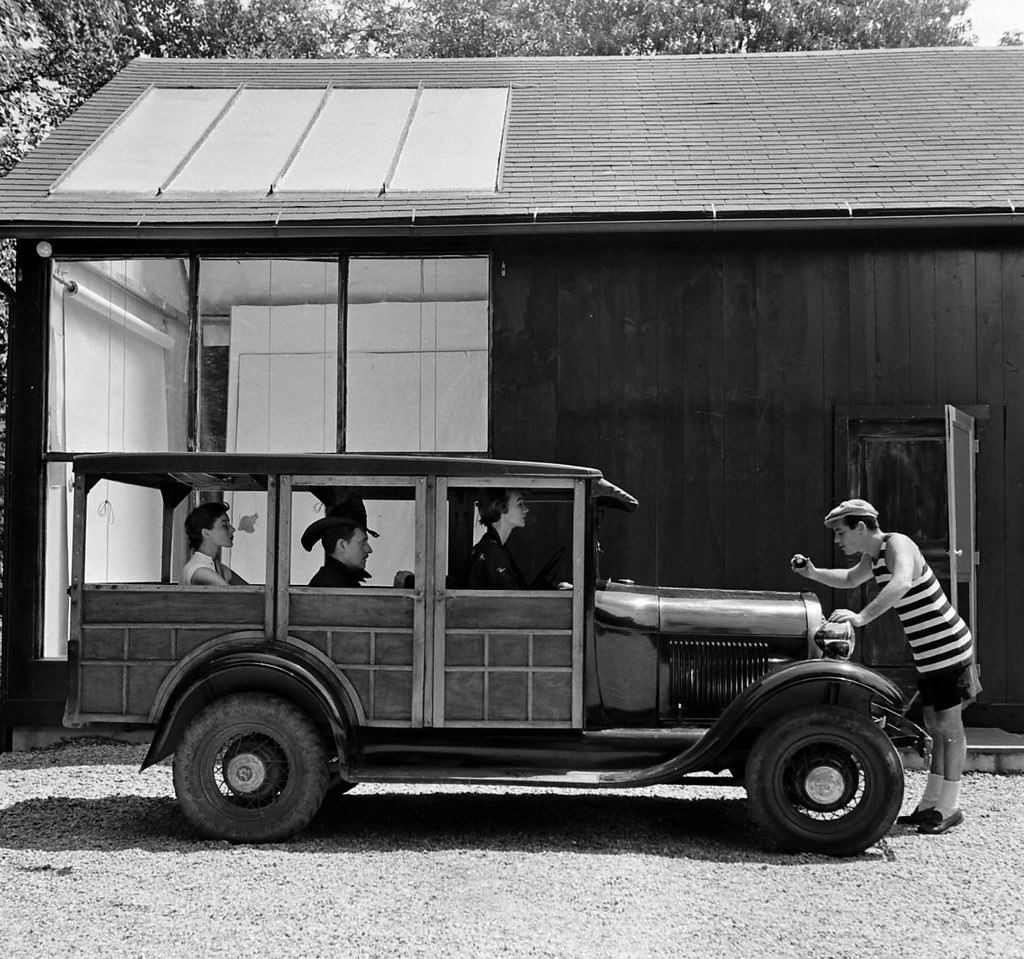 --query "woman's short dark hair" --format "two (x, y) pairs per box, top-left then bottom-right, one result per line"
(476, 488), (511, 526)
(842, 514), (879, 531)
(184, 502), (229, 550)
